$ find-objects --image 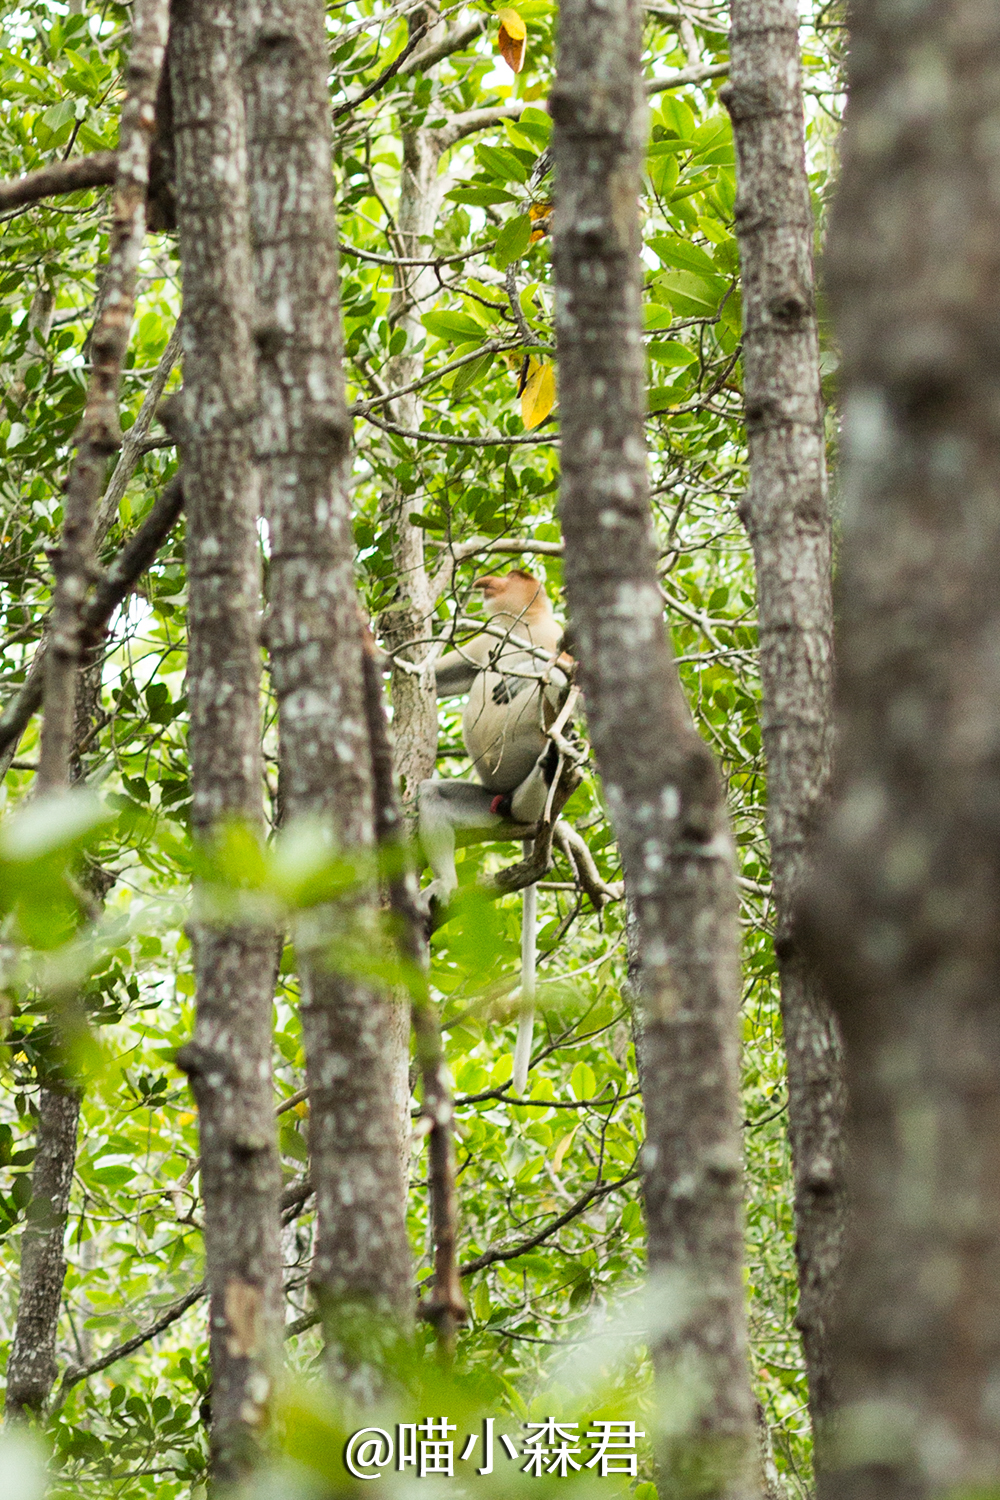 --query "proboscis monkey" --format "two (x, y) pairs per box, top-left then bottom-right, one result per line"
(419, 570), (572, 1092)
